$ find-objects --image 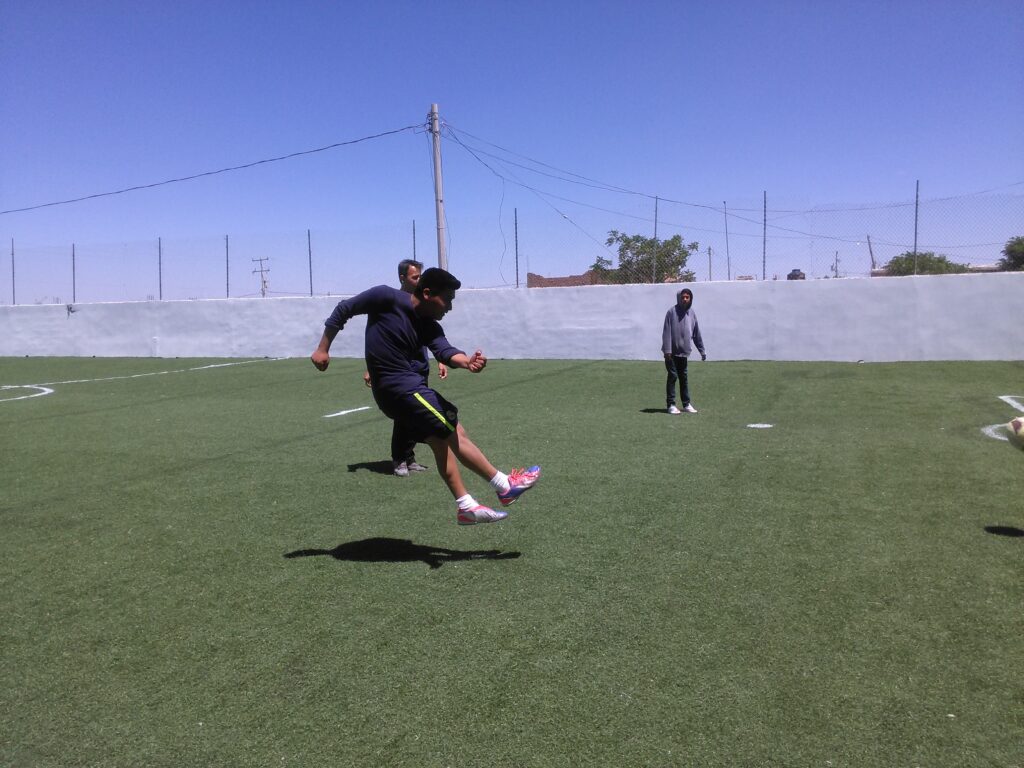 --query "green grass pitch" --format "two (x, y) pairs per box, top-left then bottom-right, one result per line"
(2, 357), (1022, 767)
